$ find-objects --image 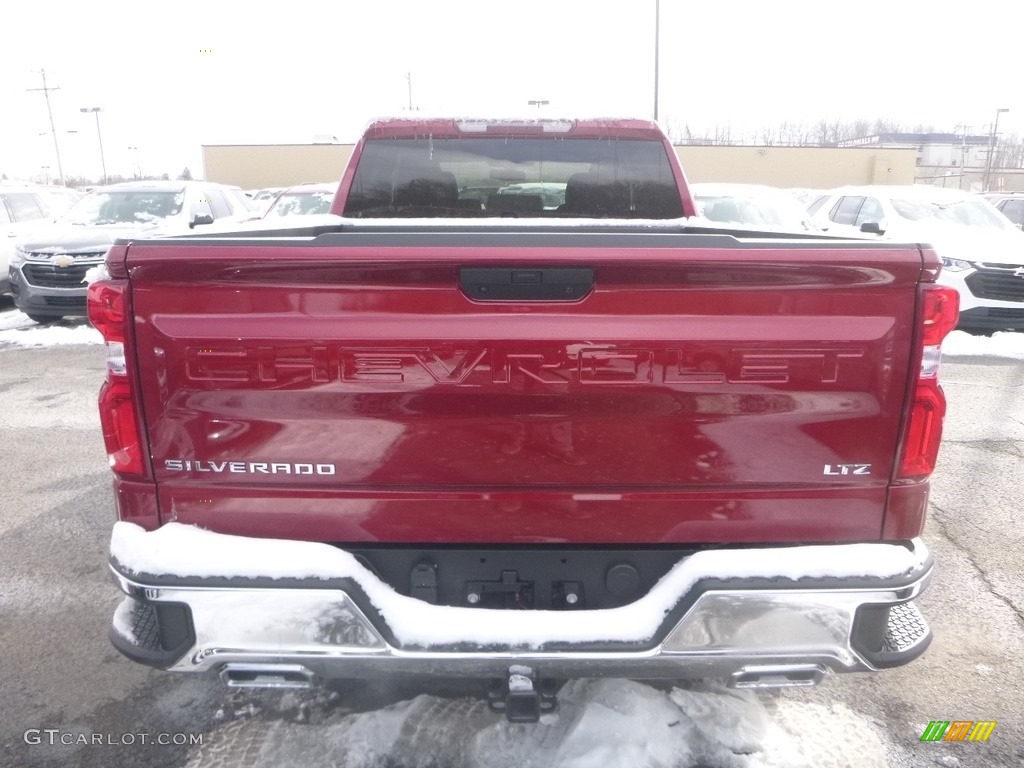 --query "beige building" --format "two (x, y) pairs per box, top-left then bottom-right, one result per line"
(203, 144), (354, 189)
(677, 145), (915, 187)
(202, 143), (916, 190)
